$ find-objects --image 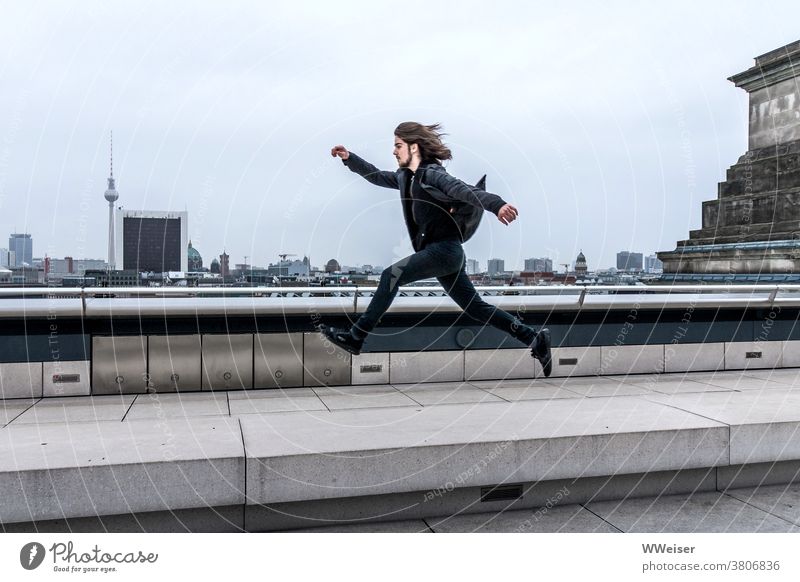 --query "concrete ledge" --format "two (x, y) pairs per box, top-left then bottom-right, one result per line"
(5, 341), (800, 401)
(465, 348), (539, 381)
(726, 341), (782, 370)
(548, 346), (602, 378)
(665, 342), (725, 373)
(4, 372), (800, 530)
(44, 361), (90, 397)
(644, 388), (800, 464)
(0, 417), (244, 523)
(600, 345), (665, 375)
(782, 341), (800, 367)
(351, 353), (390, 385)
(241, 397), (729, 505)
(389, 351), (463, 384)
